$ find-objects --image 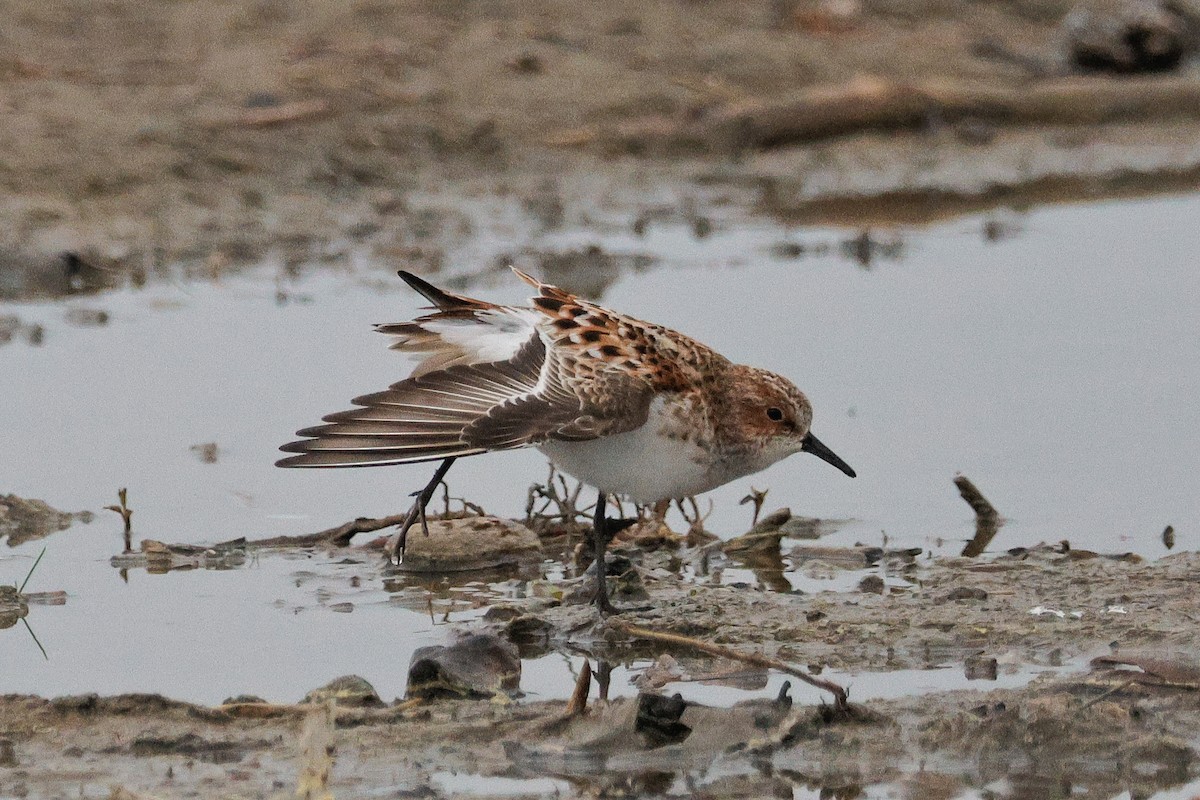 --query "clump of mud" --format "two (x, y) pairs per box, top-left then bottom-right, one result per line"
(0, 495), (92, 547)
